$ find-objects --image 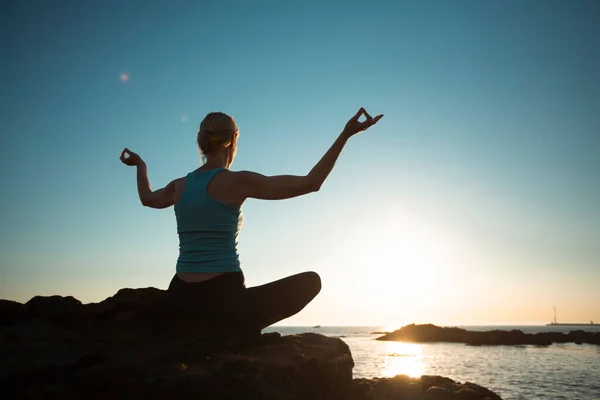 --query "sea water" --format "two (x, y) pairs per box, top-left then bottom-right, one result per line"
(262, 325), (600, 400)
